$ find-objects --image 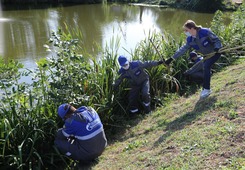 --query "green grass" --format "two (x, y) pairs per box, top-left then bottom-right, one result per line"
(90, 57), (245, 170)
